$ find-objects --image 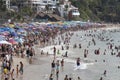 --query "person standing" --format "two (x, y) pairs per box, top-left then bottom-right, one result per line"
(4, 73), (9, 80)
(61, 59), (64, 71)
(103, 70), (107, 76)
(19, 61), (23, 75)
(78, 76), (81, 80)
(56, 60), (60, 80)
(11, 69), (14, 80)
(49, 74), (53, 80)
(16, 65), (19, 78)
(56, 70), (59, 80)
(76, 58), (80, 66)
(64, 75), (69, 80)
(56, 60), (60, 71)
(51, 60), (55, 74)
(53, 47), (56, 59)
(29, 48), (33, 64)
(26, 48), (30, 58)
(84, 49), (87, 58)
(99, 77), (103, 80)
